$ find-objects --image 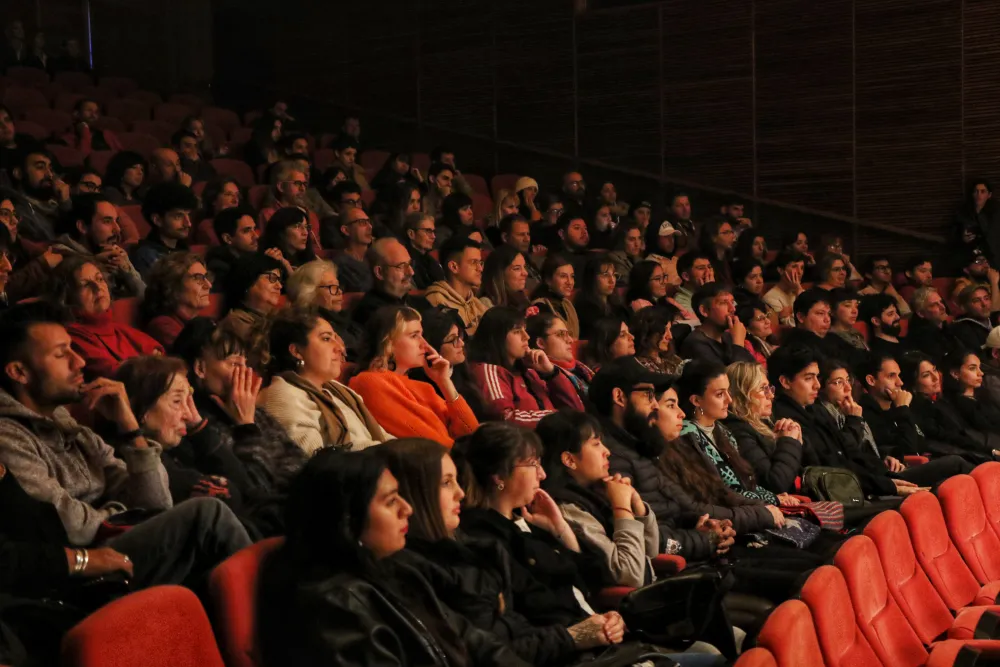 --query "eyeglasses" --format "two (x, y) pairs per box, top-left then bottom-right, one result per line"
(831, 266), (848, 273)
(187, 271), (214, 285)
(318, 283), (343, 296)
(350, 217), (373, 227)
(442, 332), (465, 347)
(385, 260), (413, 272)
(756, 384), (776, 398)
(77, 180), (102, 192)
(514, 459), (543, 470)
(629, 388), (656, 403)
(465, 259), (485, 269)
(751, 313), (770, 323)
(77, 272), (107, 292)
(546, 329), (573, 341)
(827, 377), (852, 388)
(415, 227), (436, 235)
(547, 208), (565, 218)
(284, 180), (308, 189)
(649, 274), (668, 284)
(261, 271), (282, 284)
